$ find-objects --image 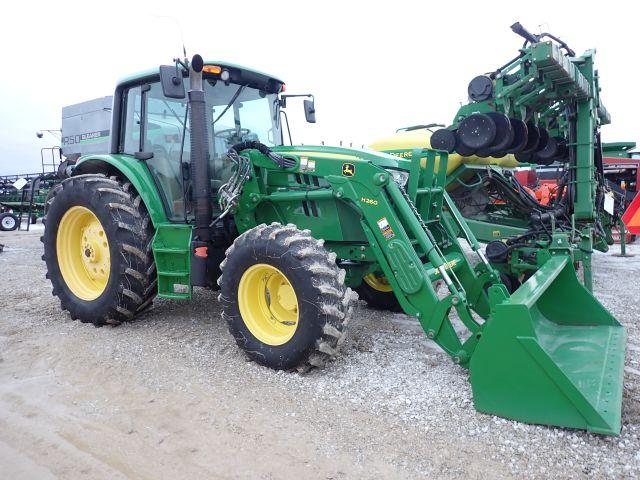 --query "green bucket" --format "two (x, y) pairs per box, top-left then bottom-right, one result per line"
(470, 256), (626, 435)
